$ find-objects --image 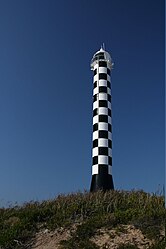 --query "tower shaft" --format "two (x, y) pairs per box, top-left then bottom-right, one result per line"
(90, 48), (114, 192)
